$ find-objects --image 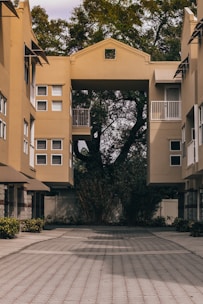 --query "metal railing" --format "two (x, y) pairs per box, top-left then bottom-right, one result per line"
(72, 108), (90, 127)
(151, 101), (181, 120)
